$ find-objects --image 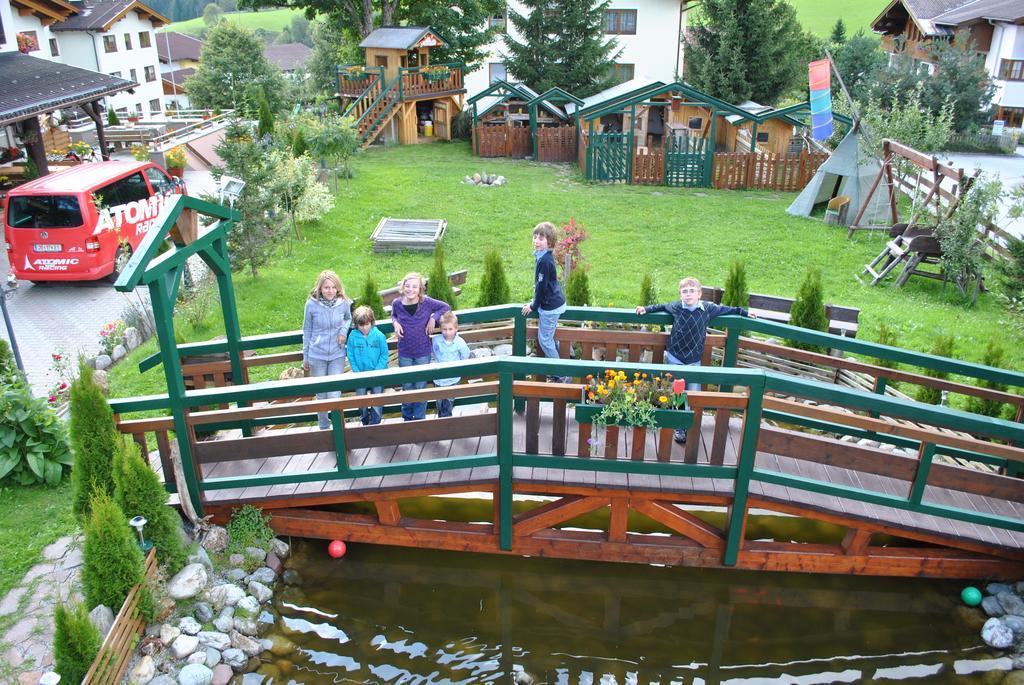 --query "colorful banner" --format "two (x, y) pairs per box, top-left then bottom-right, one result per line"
(808, 58), (833, 140)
